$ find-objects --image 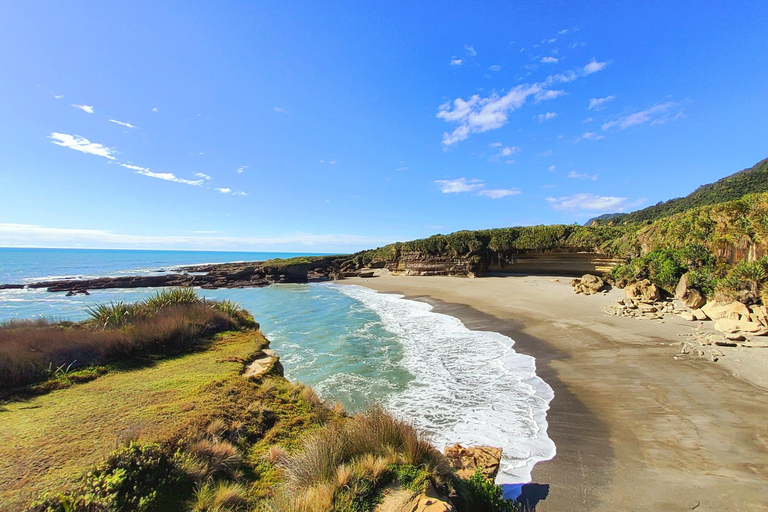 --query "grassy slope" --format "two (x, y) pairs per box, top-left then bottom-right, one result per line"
(588, 157), (768, 225)
(0, 331), (263, 507)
